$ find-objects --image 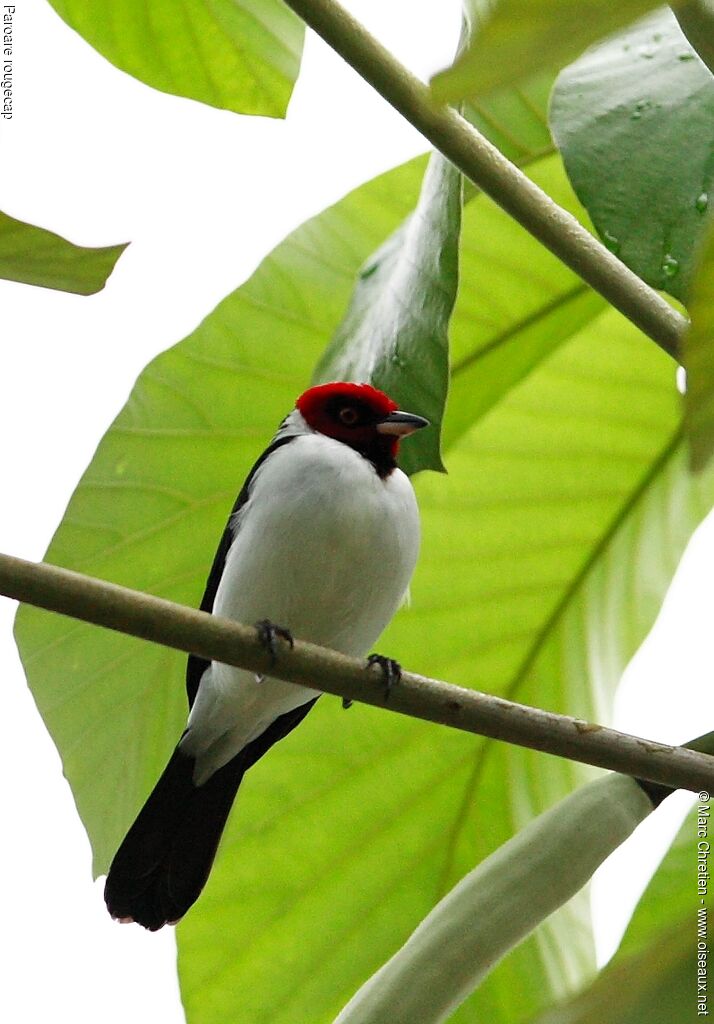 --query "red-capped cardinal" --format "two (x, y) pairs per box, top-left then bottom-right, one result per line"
(104, 382), (428, 930)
